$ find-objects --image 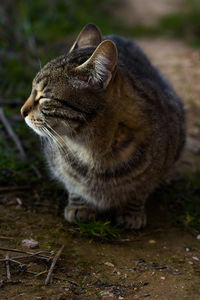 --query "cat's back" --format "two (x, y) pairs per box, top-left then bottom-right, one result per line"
(105, 34), (185, 163)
